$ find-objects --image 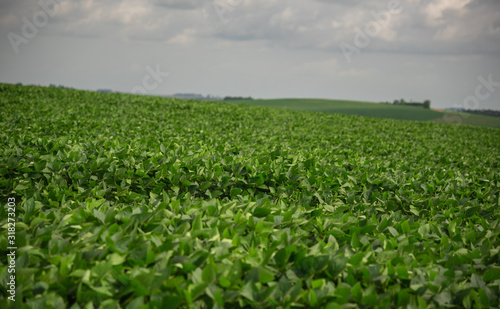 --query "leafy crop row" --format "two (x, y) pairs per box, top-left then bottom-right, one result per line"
(1, 84), (500, 308)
